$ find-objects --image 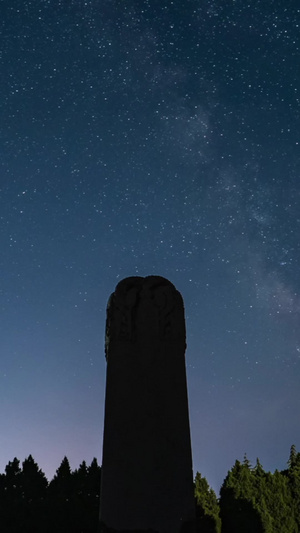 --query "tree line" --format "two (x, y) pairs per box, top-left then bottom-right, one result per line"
(0, 455), (100, 532)
(0, 445), (299, 532)
(195, 444), (300, 533)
